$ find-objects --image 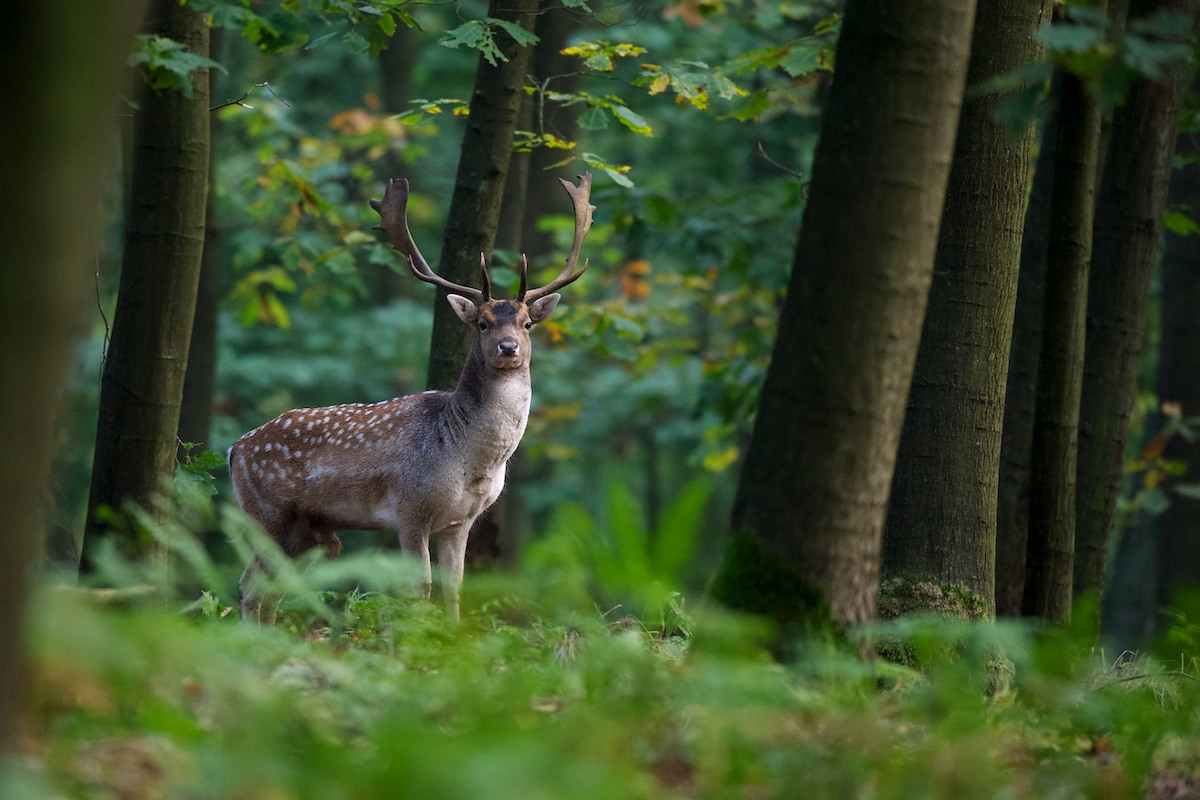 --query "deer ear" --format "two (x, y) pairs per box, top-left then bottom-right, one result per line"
(447, 294), (479, 324)
(527, 293), (561, 324)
